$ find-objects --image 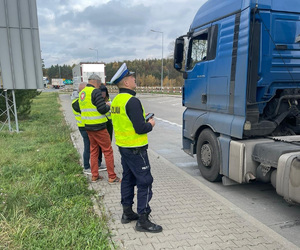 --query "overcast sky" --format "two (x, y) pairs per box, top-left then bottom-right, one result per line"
(36, 0), (207, 68)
